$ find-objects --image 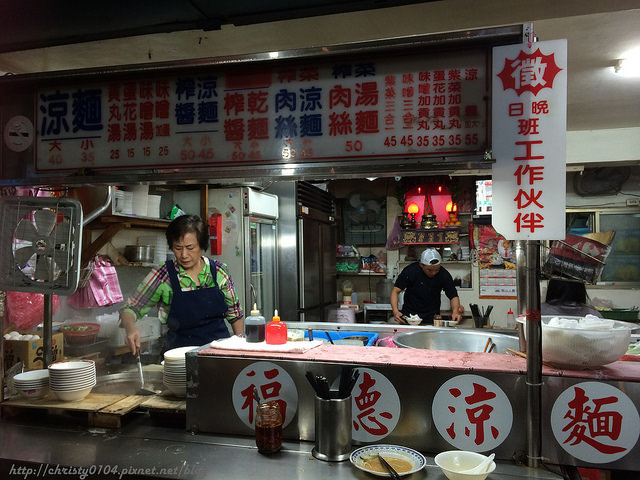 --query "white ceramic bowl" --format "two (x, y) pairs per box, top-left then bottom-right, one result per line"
(14, 369), (49, 383)
(48, 360), (96, 371)
(434, 451), (496, 480)
(52, 385), (94, 402)
(405, 314), (422, 326)
(17, 385), (49, 400)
